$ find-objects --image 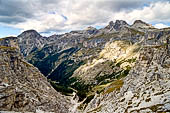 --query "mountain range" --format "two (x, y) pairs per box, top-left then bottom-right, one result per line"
(0, 20), (170, 113)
